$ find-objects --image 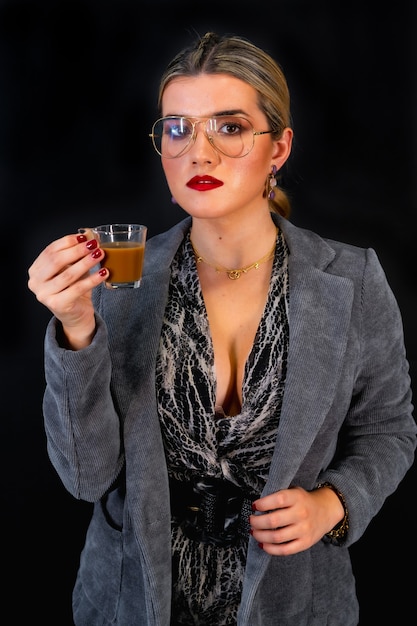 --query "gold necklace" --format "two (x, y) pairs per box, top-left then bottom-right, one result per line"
(190, 229), (278, 280)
